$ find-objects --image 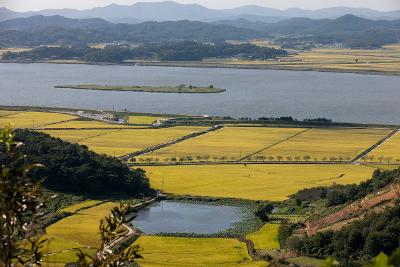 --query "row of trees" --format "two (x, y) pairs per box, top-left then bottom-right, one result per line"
(360, 155), (400, 164)
(129, 155), (385, 163)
